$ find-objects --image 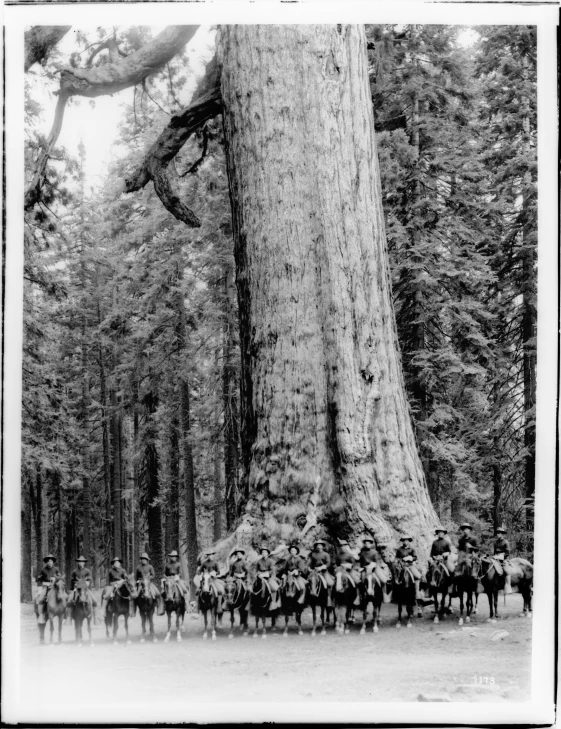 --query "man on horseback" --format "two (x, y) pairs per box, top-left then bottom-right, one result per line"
(278, 543), (308, 605)
(358, 535), (391, 587)
(195, 548), (226, 614)
(228, 547), (249, 584)
(427, 527), (452, 586)
(253, 545), (281, 610)
(164, 550), (189, 598)
(100, 557), (130, 618)
(458, 523), (480, 557)
(135, 553), (165, 614)
(308, 538), (335, 585)
(493, 526), (513, 594)
(68, 556), (98, 623)
(336, 539), (362, 608)
(35, 554), (62, 619)
(395, 536), (422, 597)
